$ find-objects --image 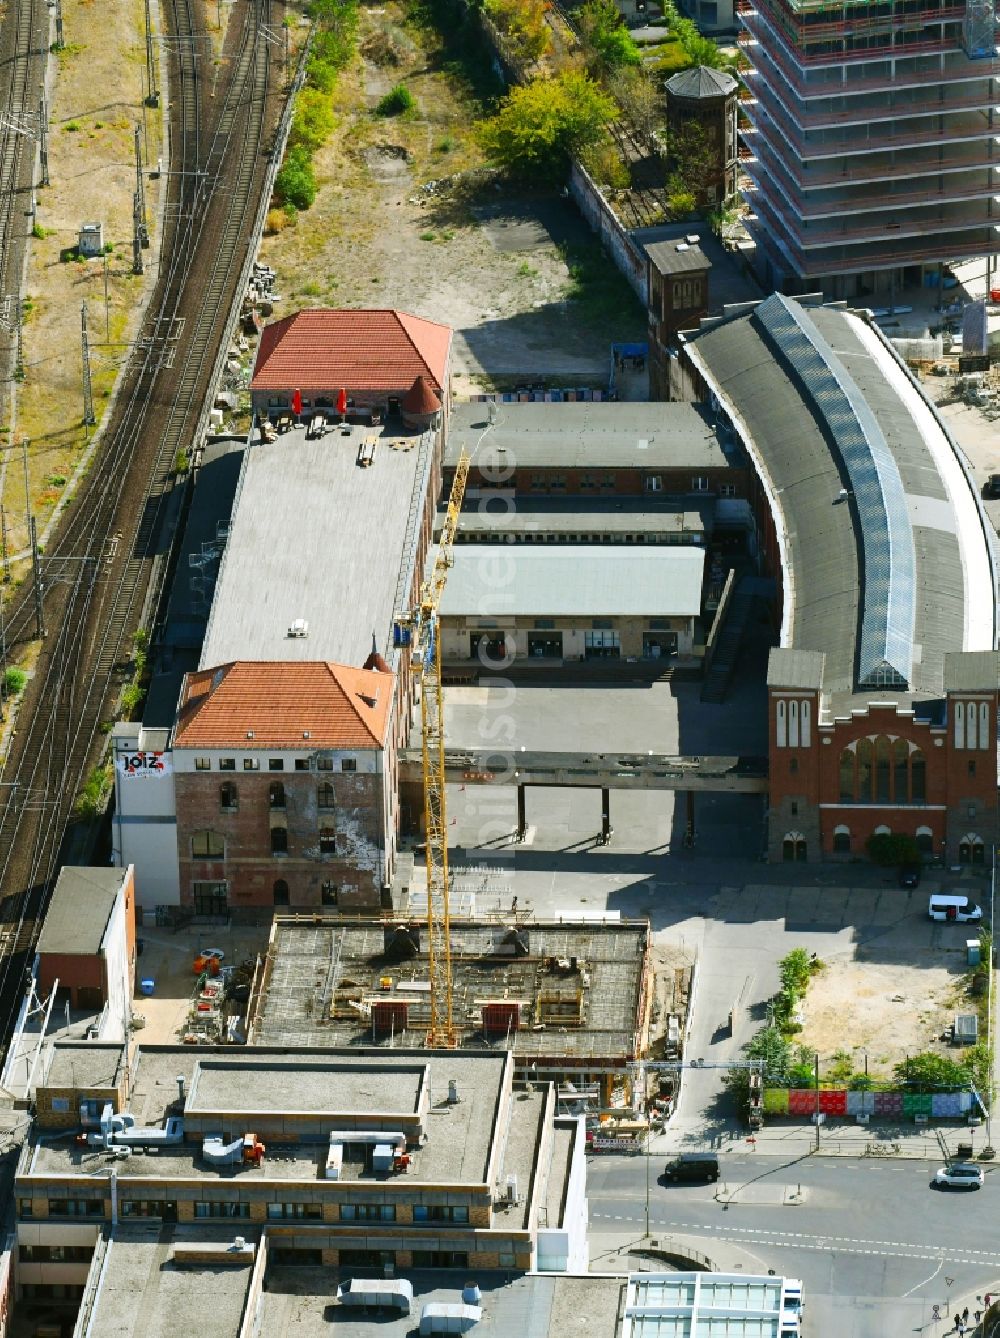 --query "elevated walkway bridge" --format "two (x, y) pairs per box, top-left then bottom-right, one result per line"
(399, 749), (769, 843)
